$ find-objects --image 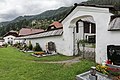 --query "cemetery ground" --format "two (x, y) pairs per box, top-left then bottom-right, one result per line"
(0, 47), (95, 80)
